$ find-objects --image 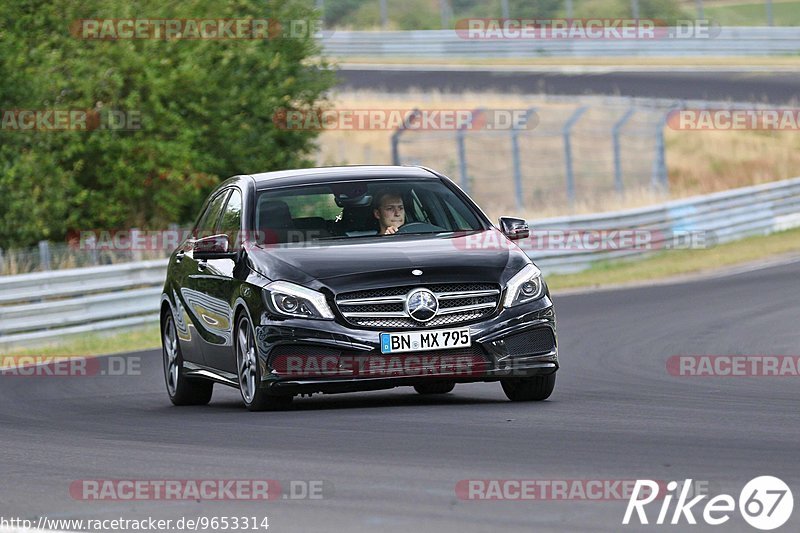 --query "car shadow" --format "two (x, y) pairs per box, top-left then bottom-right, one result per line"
(203, 390), (512, 412)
